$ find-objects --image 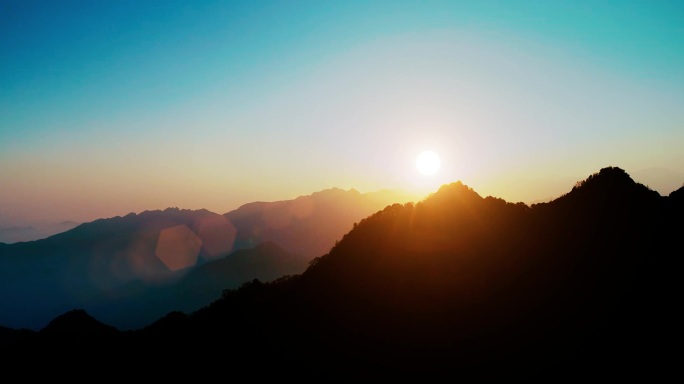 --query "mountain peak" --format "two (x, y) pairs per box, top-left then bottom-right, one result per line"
(422, 181), (483, 205)
(311, 187), (361, 198)
(40, 309), (118, 335)
(569, 166), (660, 197)
(546, 166), (662, 210)
(572, 166), (634, 190)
